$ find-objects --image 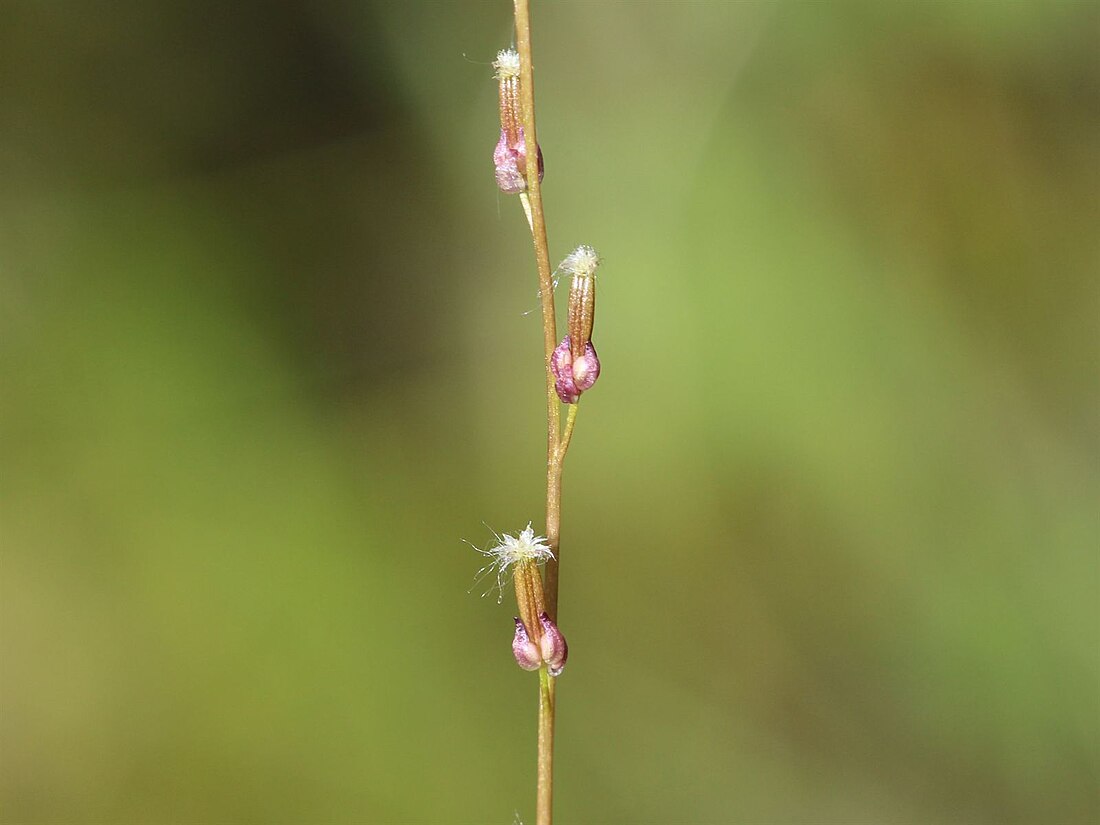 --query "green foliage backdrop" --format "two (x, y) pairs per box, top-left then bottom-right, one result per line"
(2, 1), (1097, 822)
